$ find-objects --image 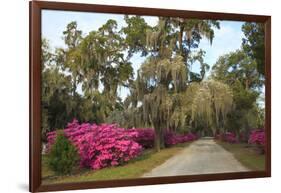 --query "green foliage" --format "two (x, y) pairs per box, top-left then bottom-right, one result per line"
(188, 50), (210, 82)
(42, 143), (191, 184)
(169, 18), (219, 82)
(48, 132), (79, 175)
(41, 17), (264, 151)
(212, 50), (264, 90)
(211, 49), (264, 136)
(115, 17), (220, 151)
(224, 82), (260, 134)
(41, 38), (53, 69)
(122, 15), (151, 57)
(191, 80), (233, 134)
(135, 55), (189, 151)
(63, 21), (82, 49)
(242, 22), (265, 76)
(41, 19), (133, 134)
(41, 39), (74, 140)
(217, 141), (265, 171)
